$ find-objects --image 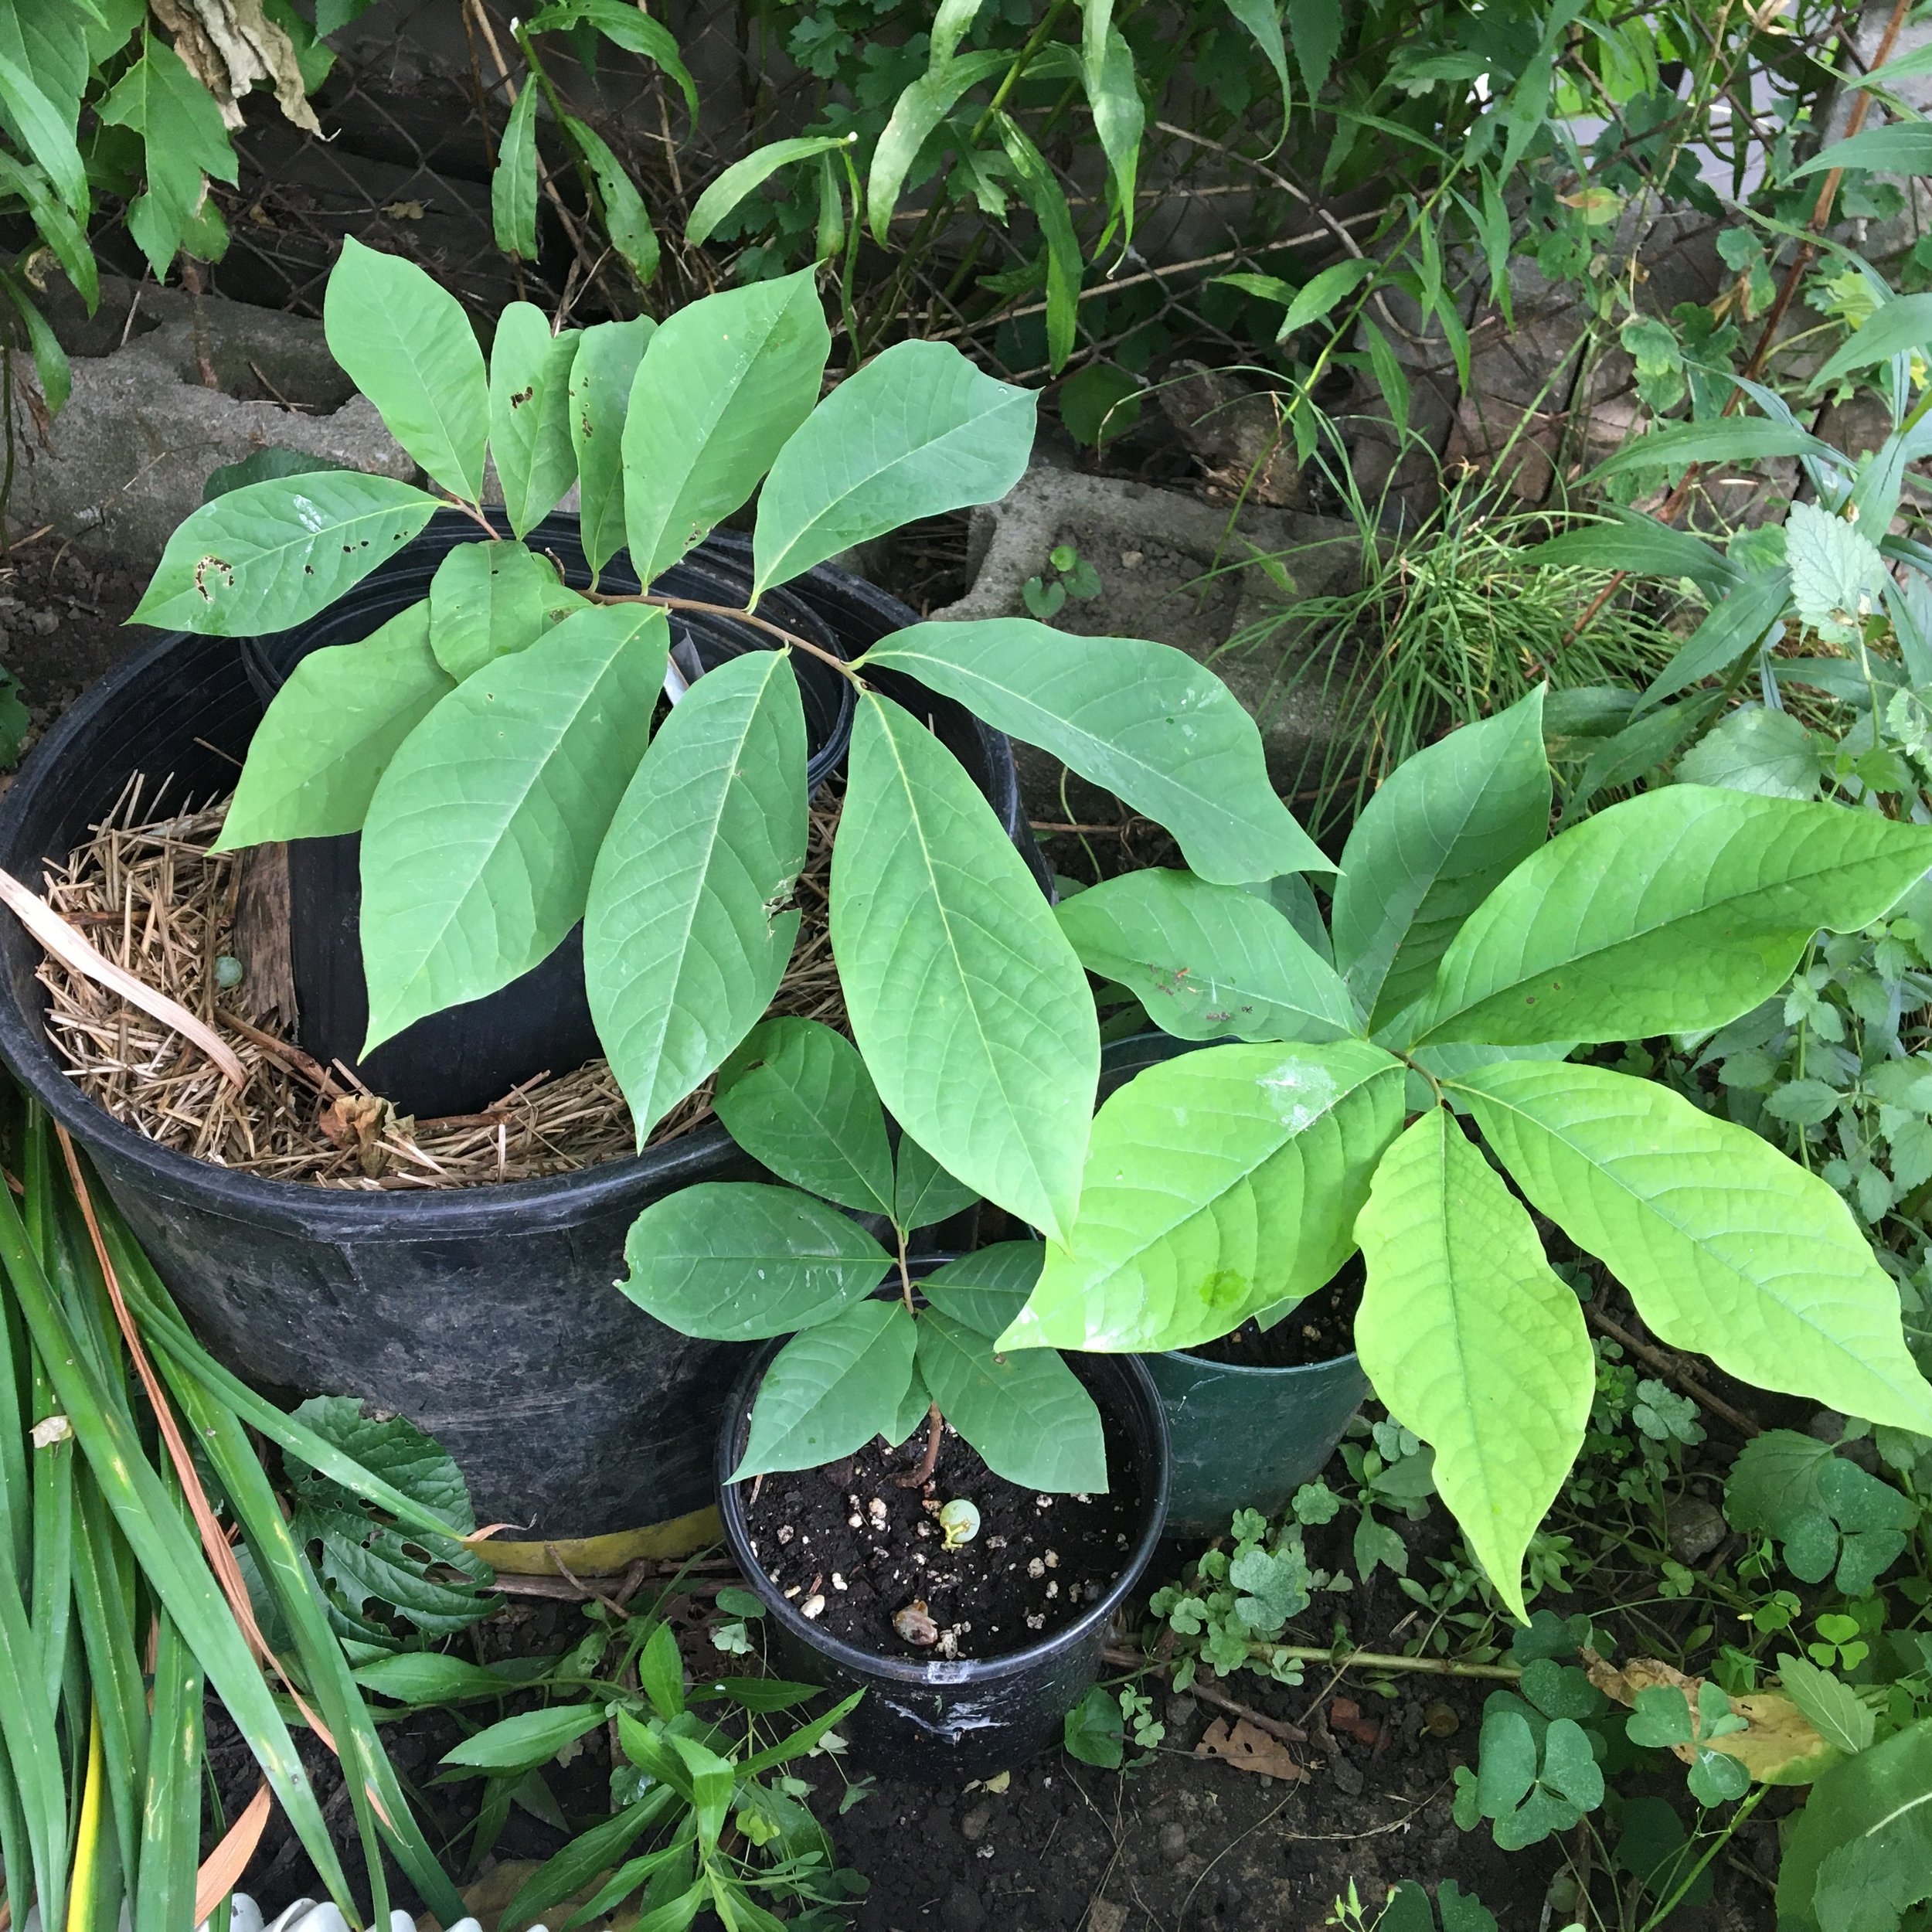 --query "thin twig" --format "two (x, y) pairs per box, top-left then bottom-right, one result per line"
(1584, 1303), (1762, 1437)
